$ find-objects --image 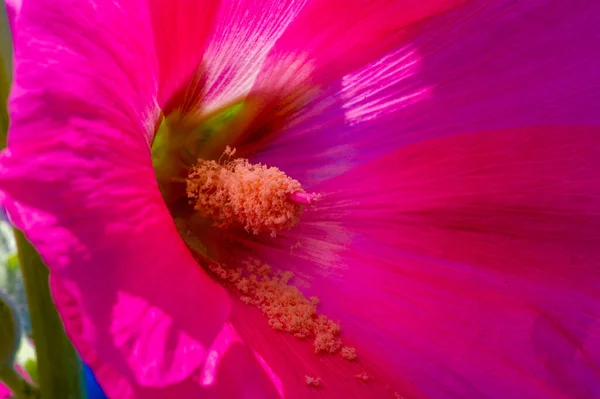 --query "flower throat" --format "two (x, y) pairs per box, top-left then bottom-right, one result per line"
(152, 102), (370, 390)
